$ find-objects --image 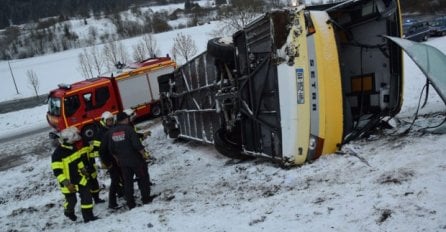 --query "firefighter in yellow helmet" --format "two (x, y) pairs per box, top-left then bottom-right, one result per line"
(51, 127), (99, 223)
